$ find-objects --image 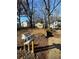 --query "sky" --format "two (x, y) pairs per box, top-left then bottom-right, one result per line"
(20, 0), (61, 22)
(33, 0), (61, 17)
